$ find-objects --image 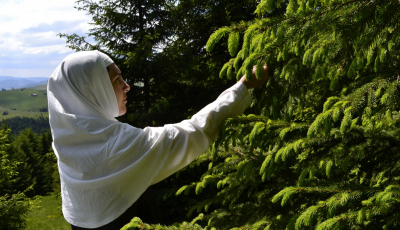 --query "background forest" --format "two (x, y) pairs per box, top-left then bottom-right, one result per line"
(1, 0), (399, 229)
